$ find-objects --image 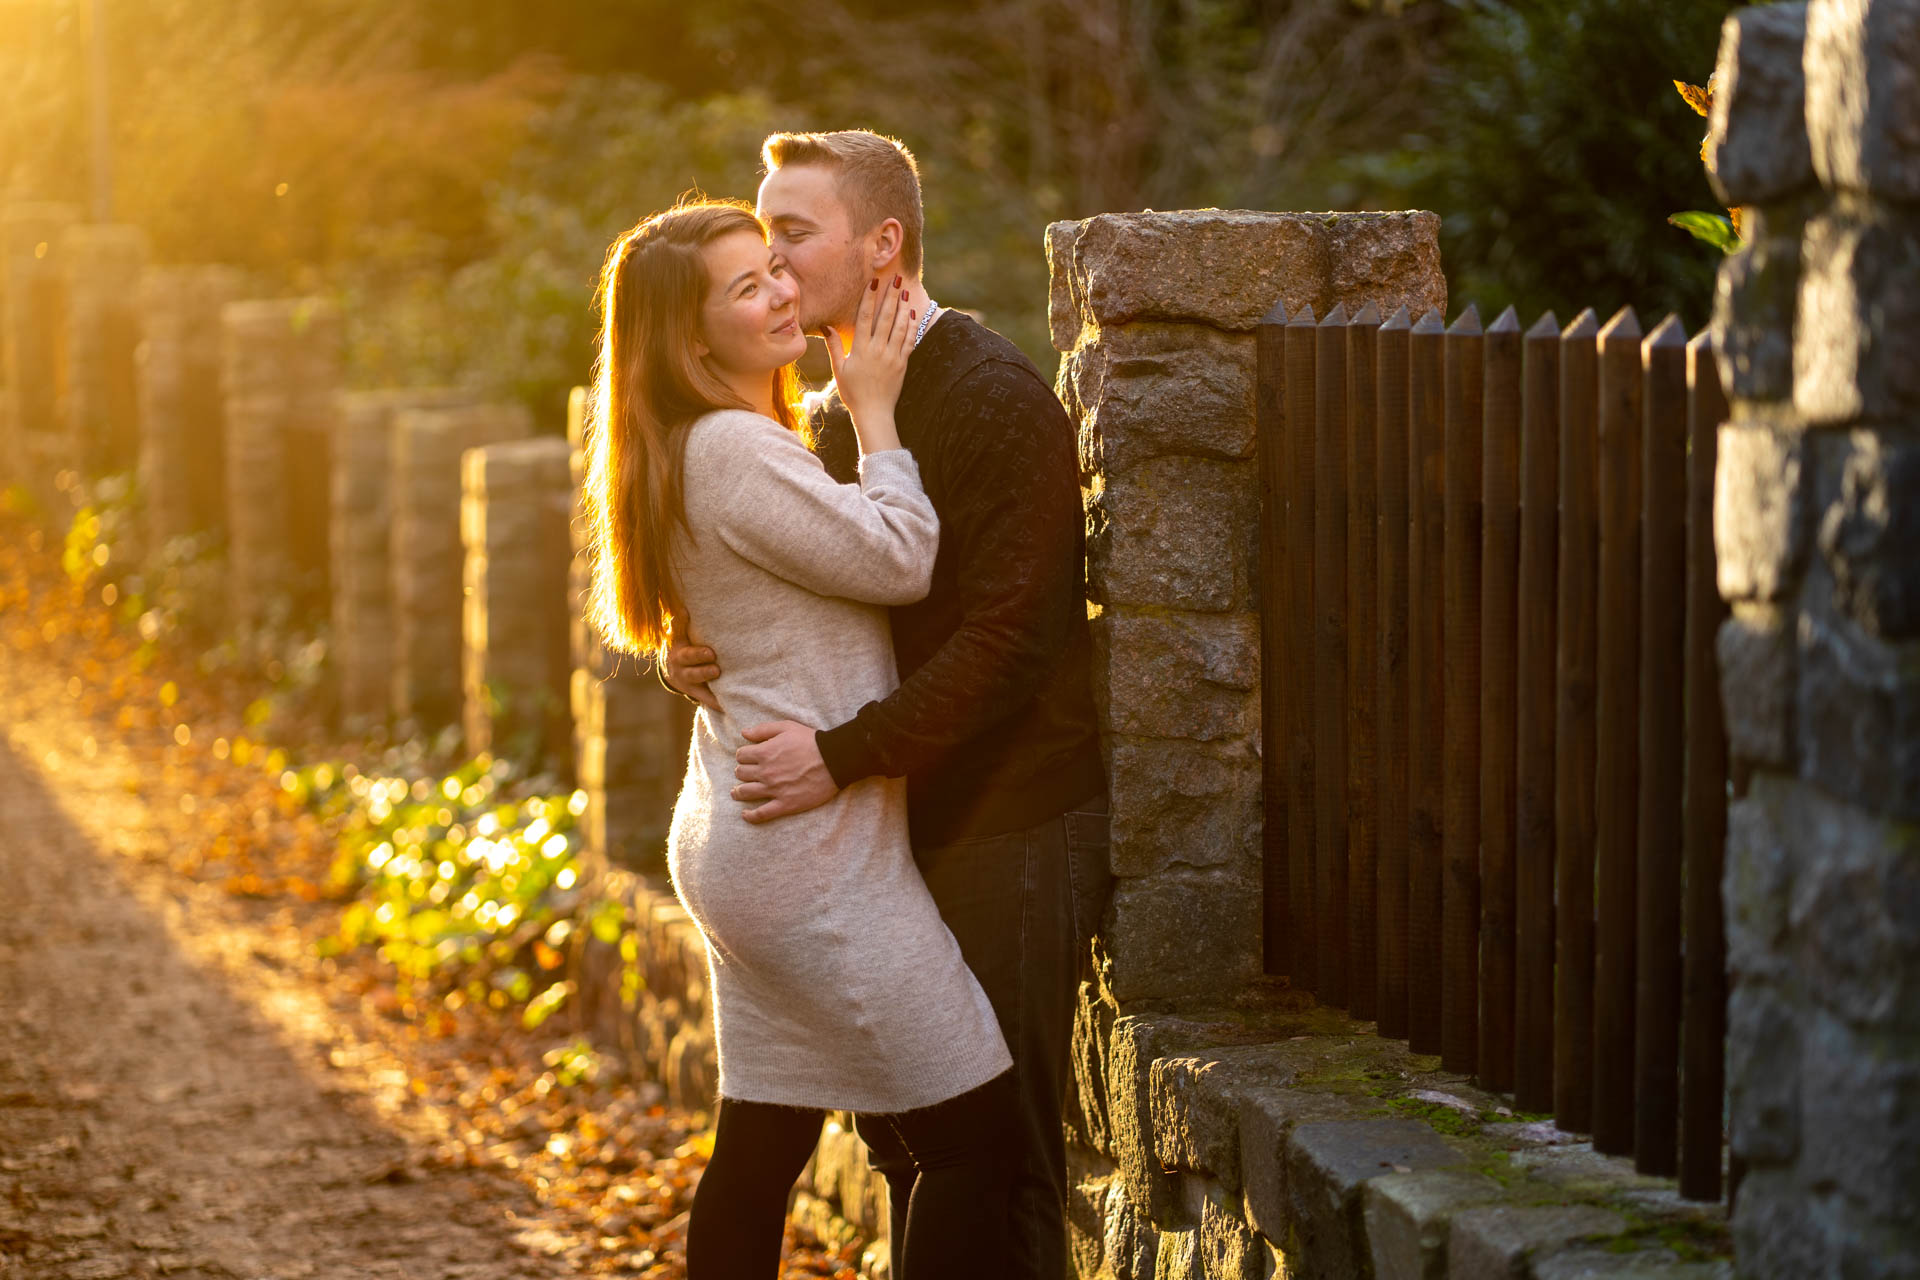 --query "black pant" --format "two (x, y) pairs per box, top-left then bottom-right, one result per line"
(685, 1070), (1021, 1280)
(854, 796), (1112, 1280)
